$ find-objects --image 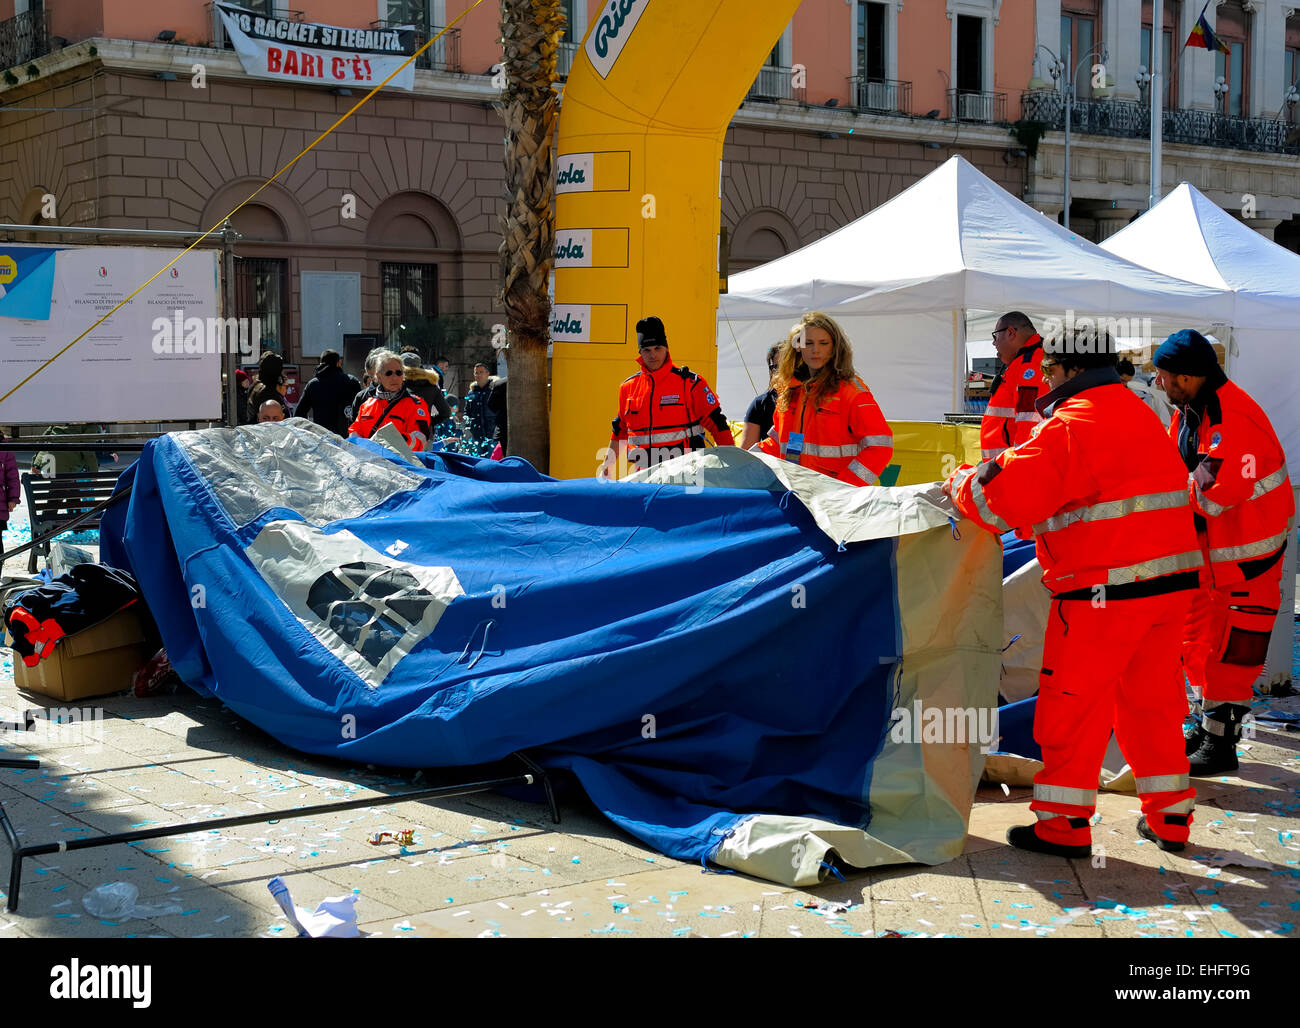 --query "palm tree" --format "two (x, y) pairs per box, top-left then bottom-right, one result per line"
(498, 0), (564, 473)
